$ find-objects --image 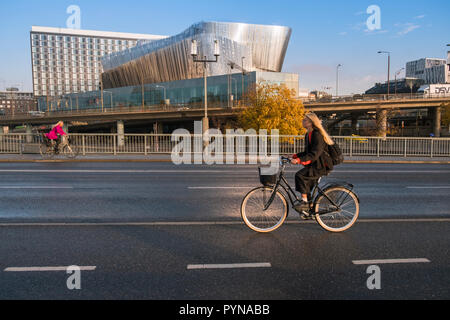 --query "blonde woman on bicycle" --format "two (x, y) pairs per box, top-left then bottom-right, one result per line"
(45, 121), (67, 154)
(291, 113), (334, 218)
